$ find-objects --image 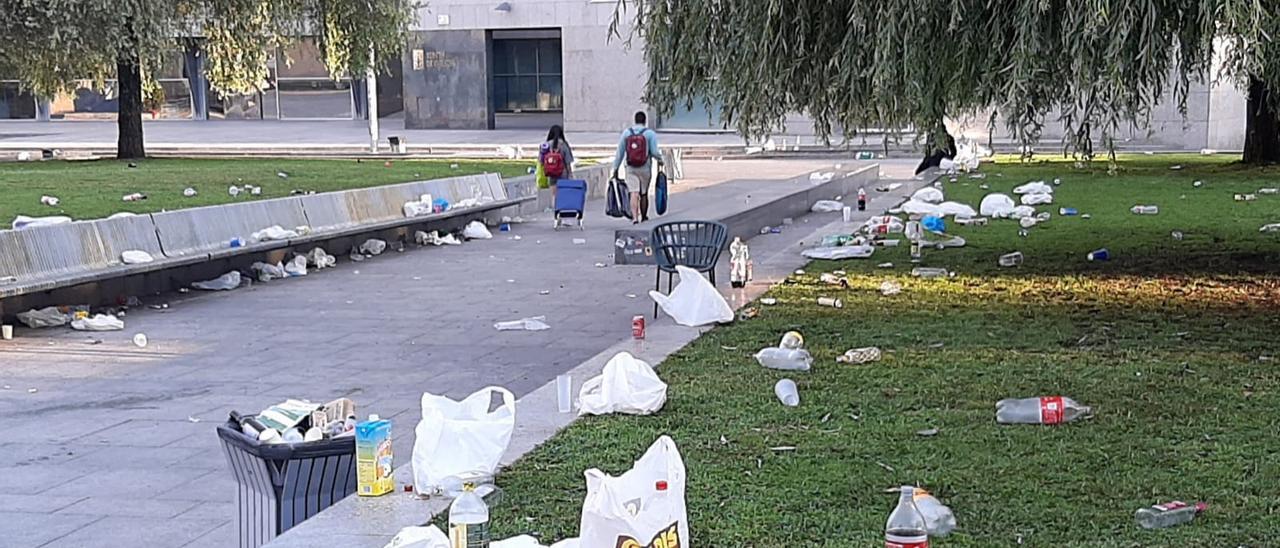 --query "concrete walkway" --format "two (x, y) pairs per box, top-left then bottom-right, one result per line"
(0, 158), (902, 548)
